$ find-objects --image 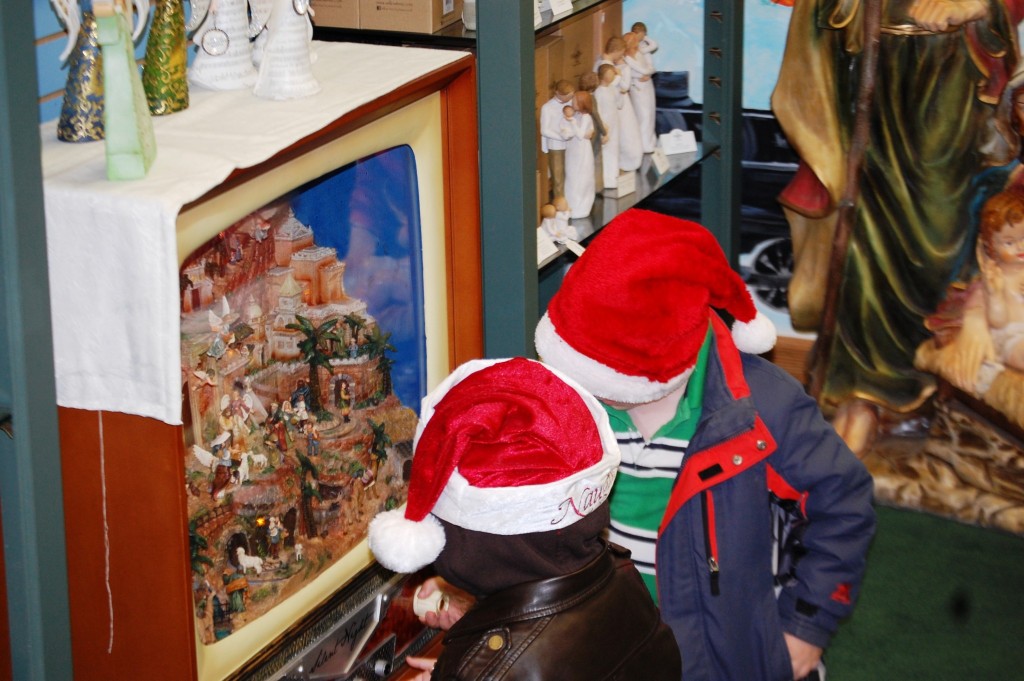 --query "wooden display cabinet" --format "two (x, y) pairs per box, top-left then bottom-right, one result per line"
(49, 46), (481, 681)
